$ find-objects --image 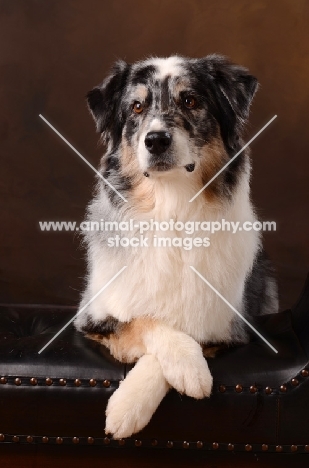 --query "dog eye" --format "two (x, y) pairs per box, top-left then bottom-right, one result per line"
(183, 96), (197, 109)
(133, 101), (144, 114)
